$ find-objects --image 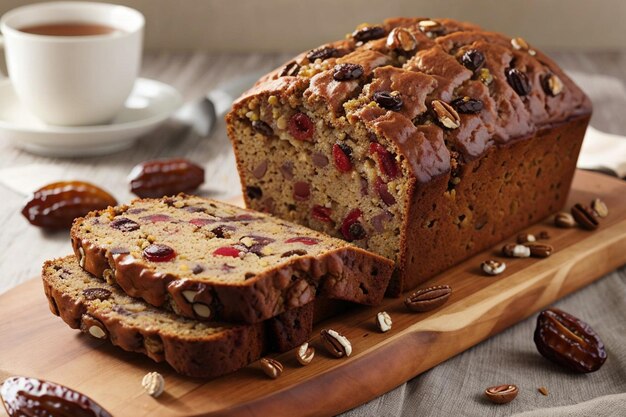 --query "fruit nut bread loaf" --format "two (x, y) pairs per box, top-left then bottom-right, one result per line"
(226, 17), (592, 295)
(43, 256), (309, 377)
(70, 194), (394, 323)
